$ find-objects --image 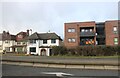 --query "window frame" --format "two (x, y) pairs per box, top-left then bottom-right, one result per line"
(113, 26), (118, 34)
(30, 47), (36, 52)
(114, 37), (118, 45)
(68, 28), (75, 33)
(68, 38), (76, 43)
(51, 39), (56, 43)
(43, 39), (47, 44)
